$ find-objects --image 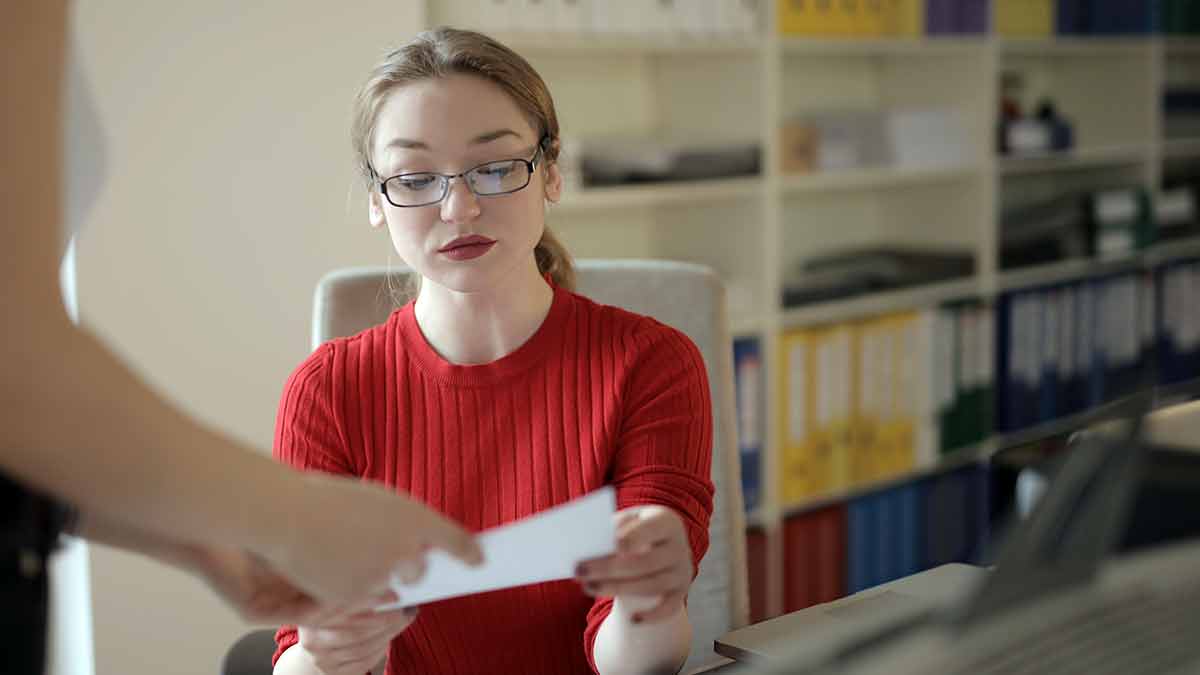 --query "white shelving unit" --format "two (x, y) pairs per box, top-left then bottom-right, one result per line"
(425, 2), (1200, 621)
